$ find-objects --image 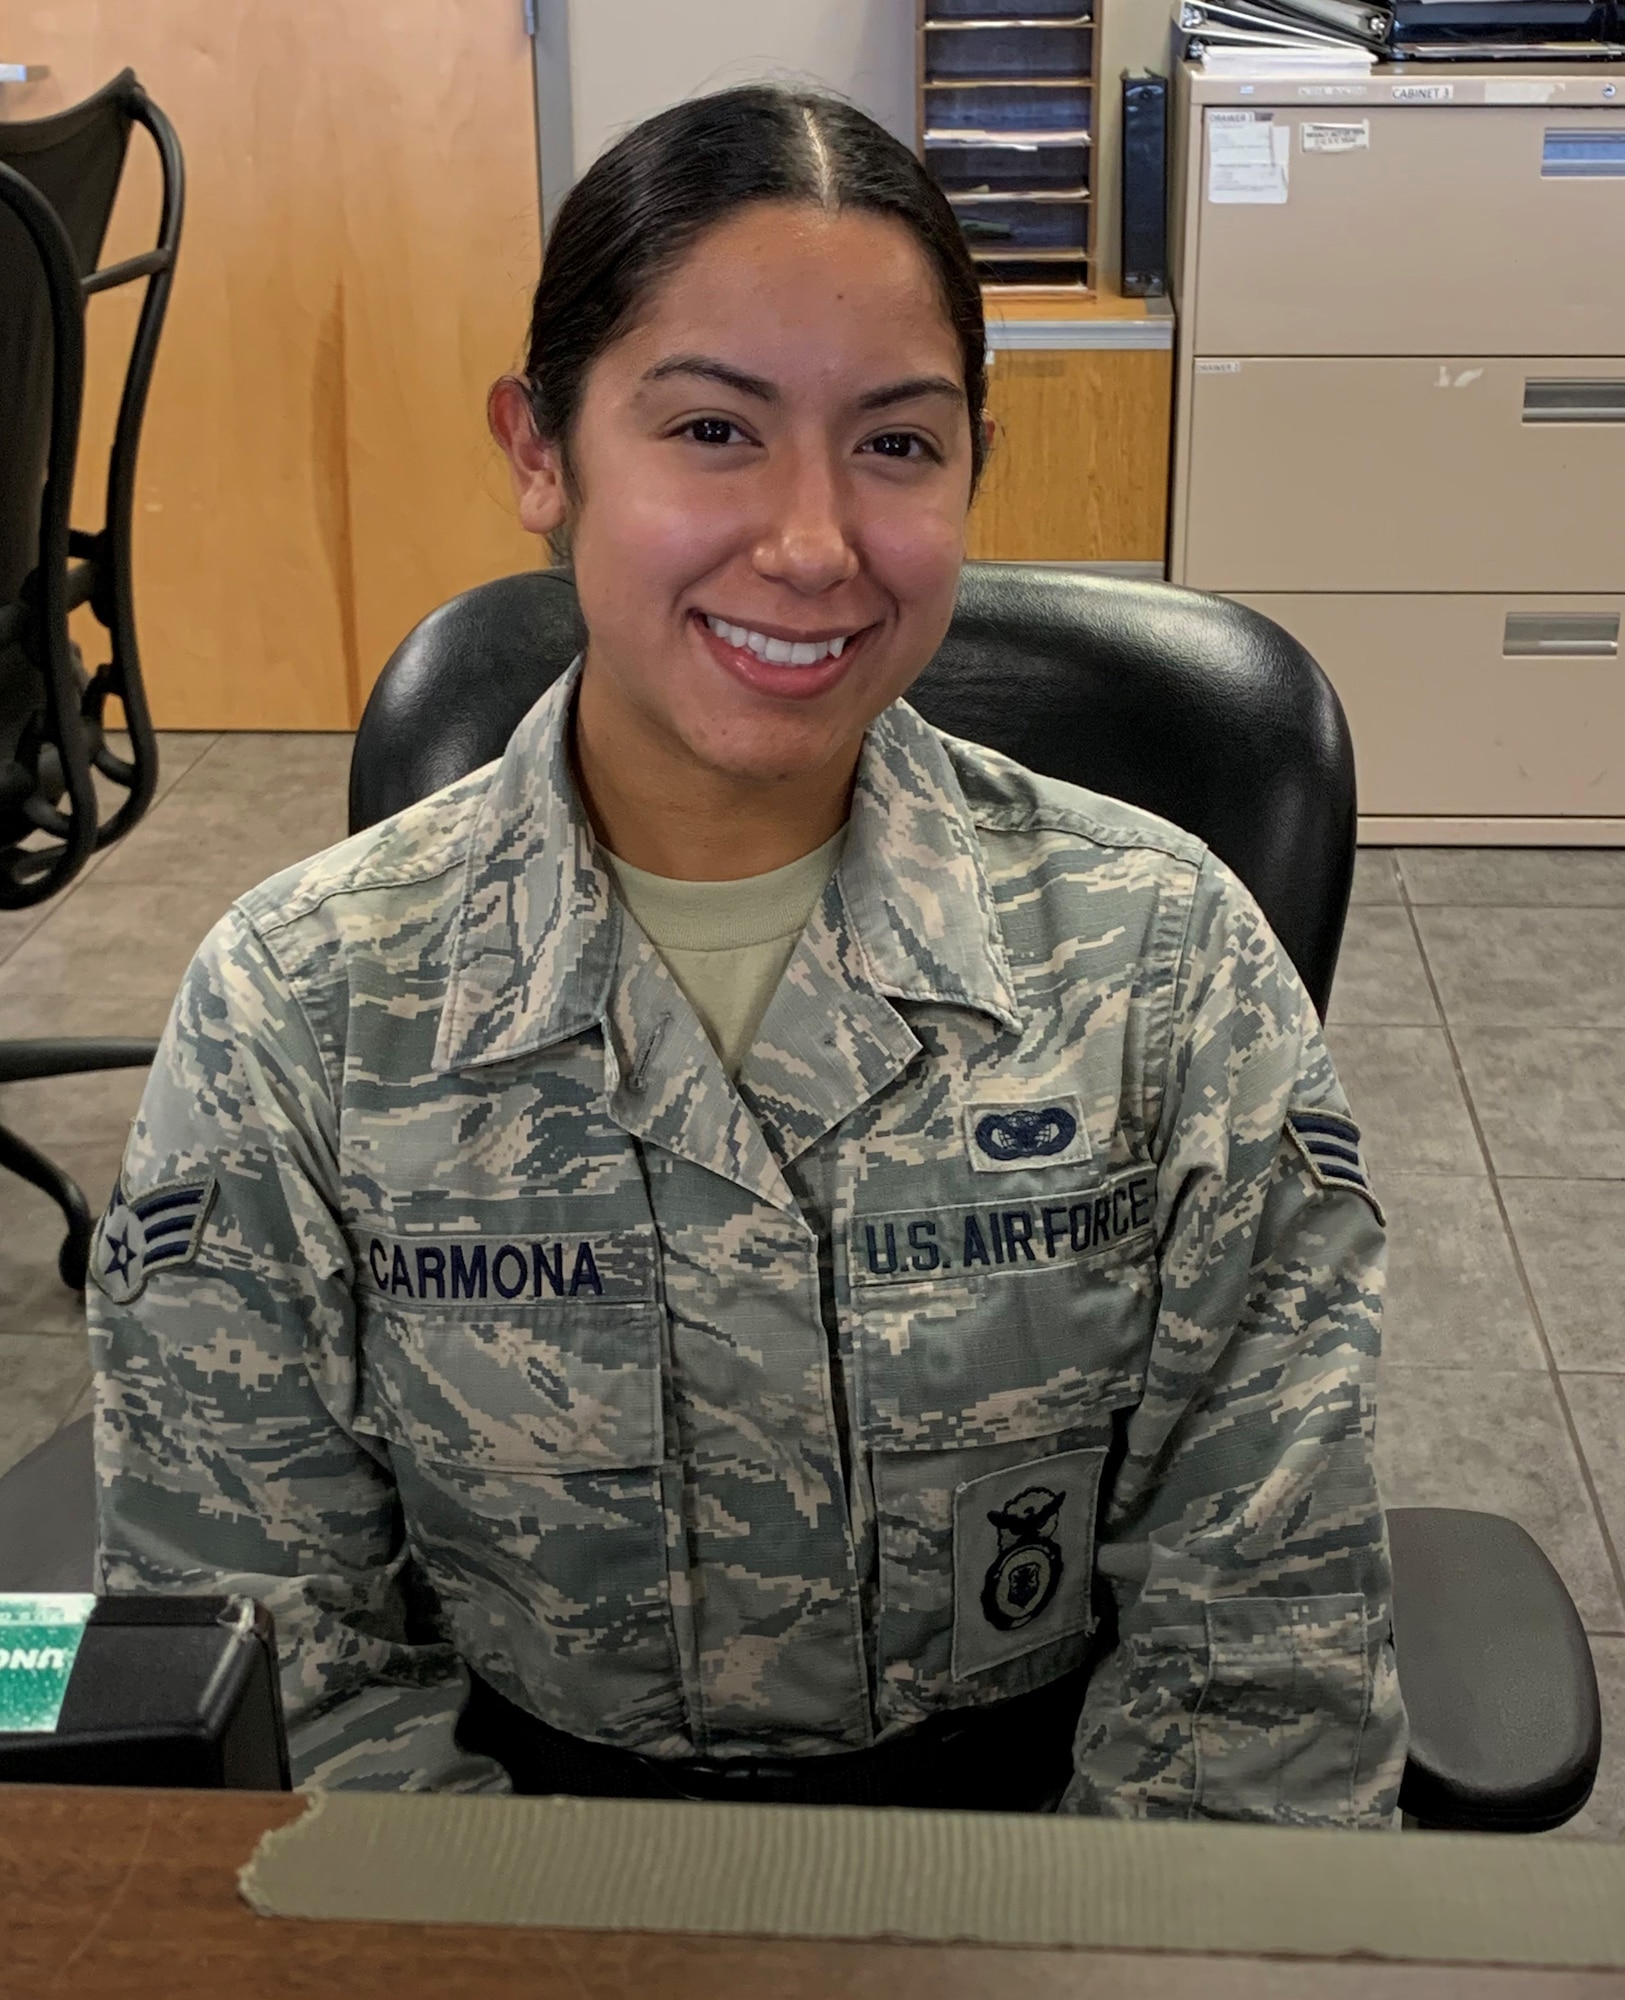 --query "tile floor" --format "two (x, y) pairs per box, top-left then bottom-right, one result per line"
(1, 740), (1620, 1838)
